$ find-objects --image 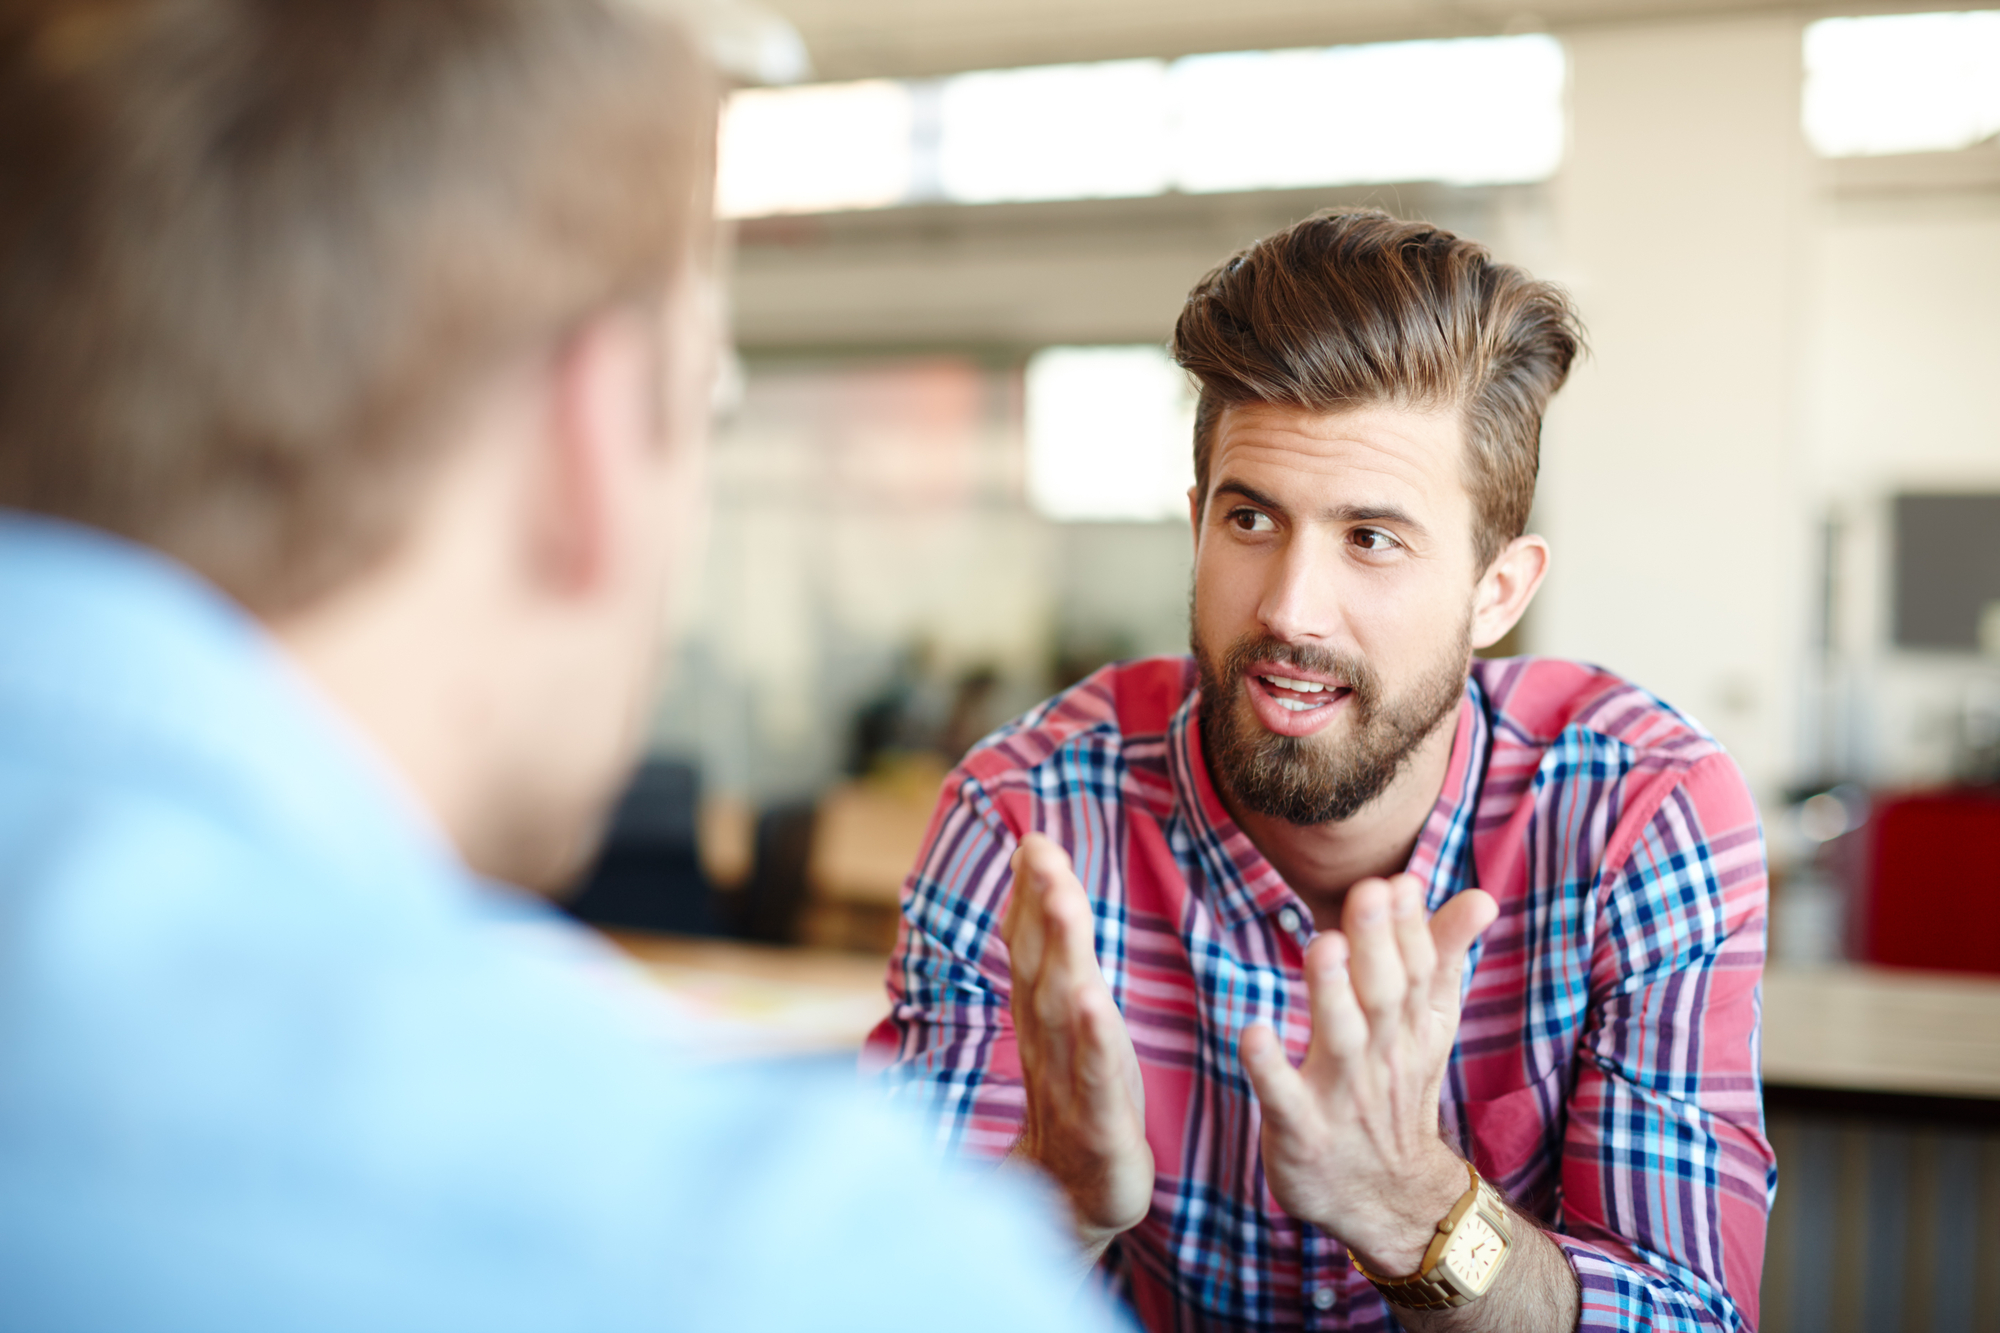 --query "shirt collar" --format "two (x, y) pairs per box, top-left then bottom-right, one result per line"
(1167, 674), (1492, 929)
(0, 509), (469, 911)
